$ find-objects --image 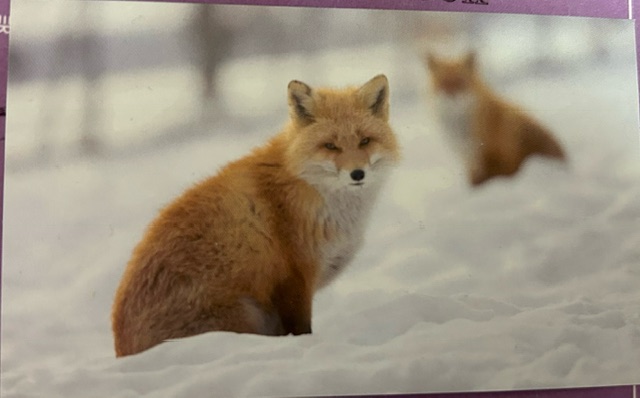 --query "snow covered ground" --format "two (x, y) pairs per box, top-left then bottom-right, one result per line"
(2, 4), (640, 397)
